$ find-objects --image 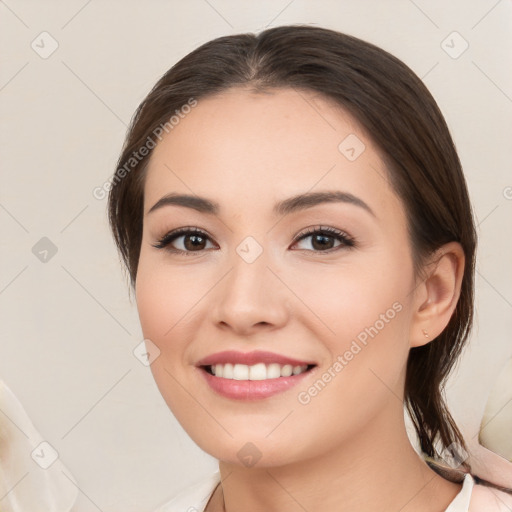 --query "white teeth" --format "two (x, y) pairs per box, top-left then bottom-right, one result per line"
(207, 363), (310, 380)
(281, 364), (293, 377)
(233, 364), (249, 380)
(267, 363), (281, 379)
(292, 365), (303, 375)
(223, 363), (234, 379)
(249, 363), (267, 381)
